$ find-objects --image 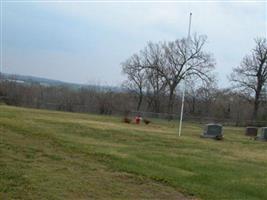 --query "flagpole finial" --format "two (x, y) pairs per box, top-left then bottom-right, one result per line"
(187, 12), (192, 40)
